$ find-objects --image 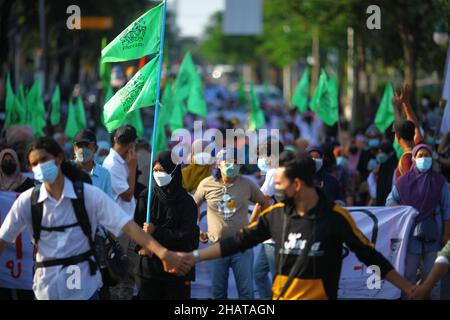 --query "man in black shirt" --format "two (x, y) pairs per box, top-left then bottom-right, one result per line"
(174, 152), (416, 300)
